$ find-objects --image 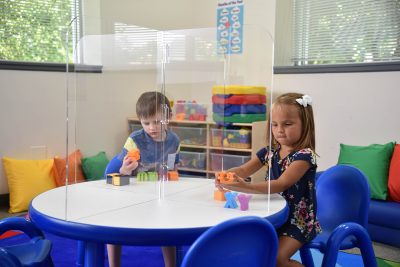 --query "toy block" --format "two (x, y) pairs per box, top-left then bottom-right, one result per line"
(224, 192), (238, 209)
(237, 194), (252, 211)
(216, 171), (235, 184)
(168, 170), (179, 181)
(106, 173), (130, 186)
(137, 171), (158, 181)
(214, 189), (229, 201)
(106, 173), (120, 184)
(127, 149), (140, 161)
(147, 172), (158, 181)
